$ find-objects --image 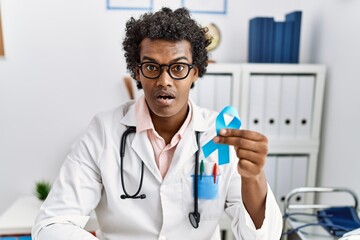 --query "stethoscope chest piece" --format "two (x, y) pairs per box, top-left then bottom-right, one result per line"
(189, 211), (200, 228)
